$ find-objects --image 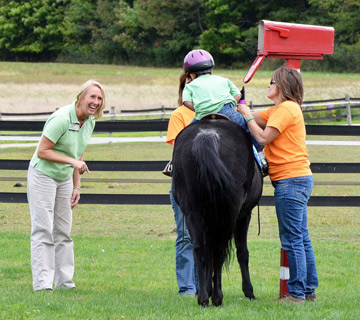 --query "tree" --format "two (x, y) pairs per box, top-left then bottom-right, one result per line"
(0, 0), (69, 61)
(92, 0), (126, 64)
(114, 0), (205, 66)
(307, 0), (360, 72)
